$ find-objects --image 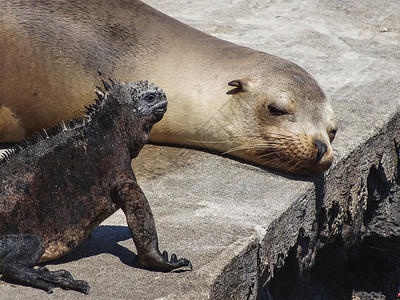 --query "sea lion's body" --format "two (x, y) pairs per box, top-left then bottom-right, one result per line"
(0, 0), (337, 175)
